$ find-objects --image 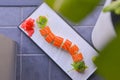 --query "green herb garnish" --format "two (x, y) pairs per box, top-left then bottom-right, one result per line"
(36, 16), (48, 28)
(72, 61), (87, 72)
